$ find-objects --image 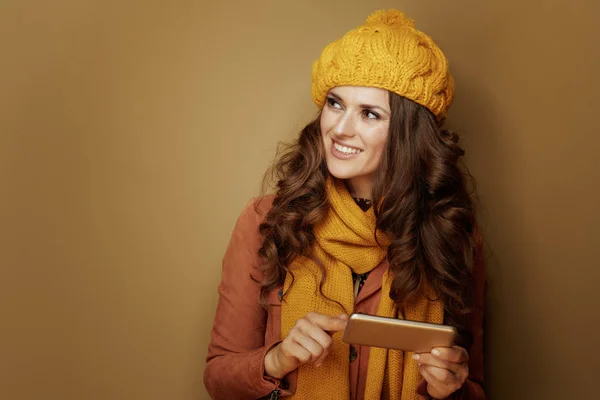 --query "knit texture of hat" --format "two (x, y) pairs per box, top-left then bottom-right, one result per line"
(311, 9), (454, 121)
